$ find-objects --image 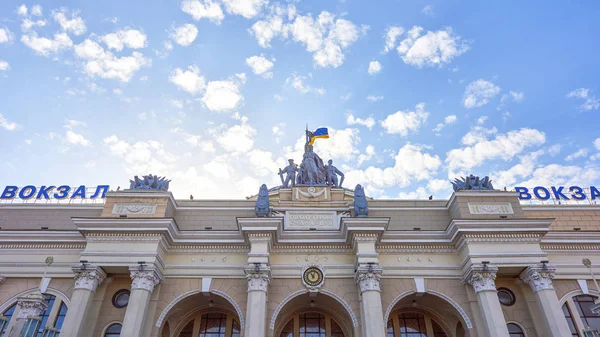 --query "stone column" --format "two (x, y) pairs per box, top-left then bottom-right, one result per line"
(462, 265), (509, 337)
(60, 265), (107, 337)
(355, 265), (385, 337)
(519, 264), (571, 337)
(9, 292), (48, 337)
(244, 264), (271, 337)
(121, 265), (163, 337)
